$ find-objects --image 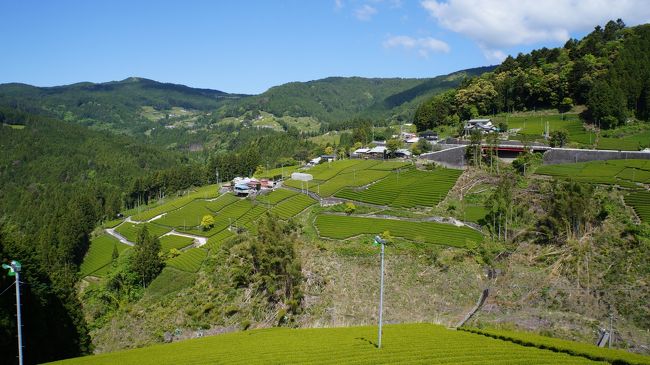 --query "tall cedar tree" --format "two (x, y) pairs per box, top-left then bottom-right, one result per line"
(130, 225), (164, 287)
